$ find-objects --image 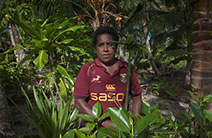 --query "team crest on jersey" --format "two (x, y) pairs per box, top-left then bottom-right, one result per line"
(120, 73), (127, 83)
